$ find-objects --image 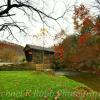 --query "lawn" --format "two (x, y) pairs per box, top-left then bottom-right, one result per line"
(0, 71), (99, 100)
